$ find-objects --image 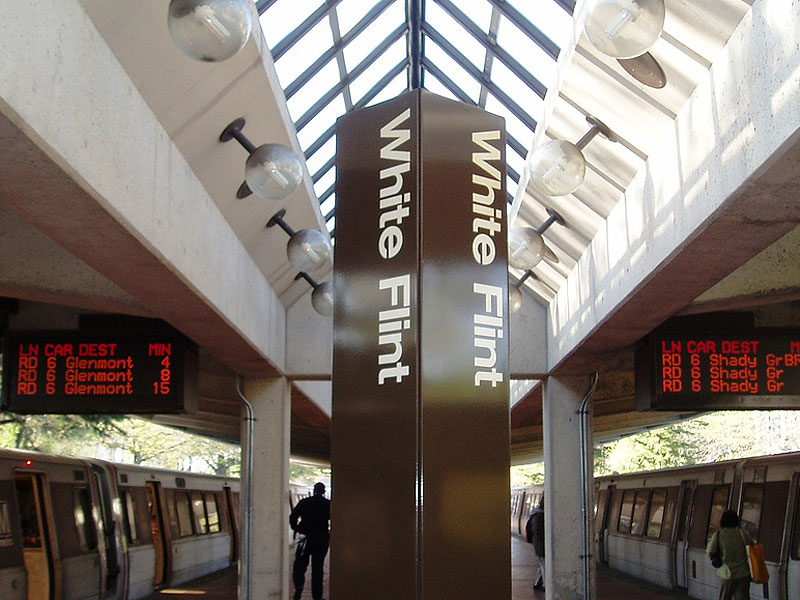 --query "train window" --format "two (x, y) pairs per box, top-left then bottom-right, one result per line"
(192, 491), (208, 534)
(205, 492), (220, 533)
(14, 477), (42, 548)
(73, 487), (98, 551)
(175, 491), (194, 537)
(618, 490), (635, 534)
(706, 485), (730, 545)
(740, 484), (763, 540)
(646, 489), (667, 539)
(121, 490), (139, 543)
(631, 491), (648, 536)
